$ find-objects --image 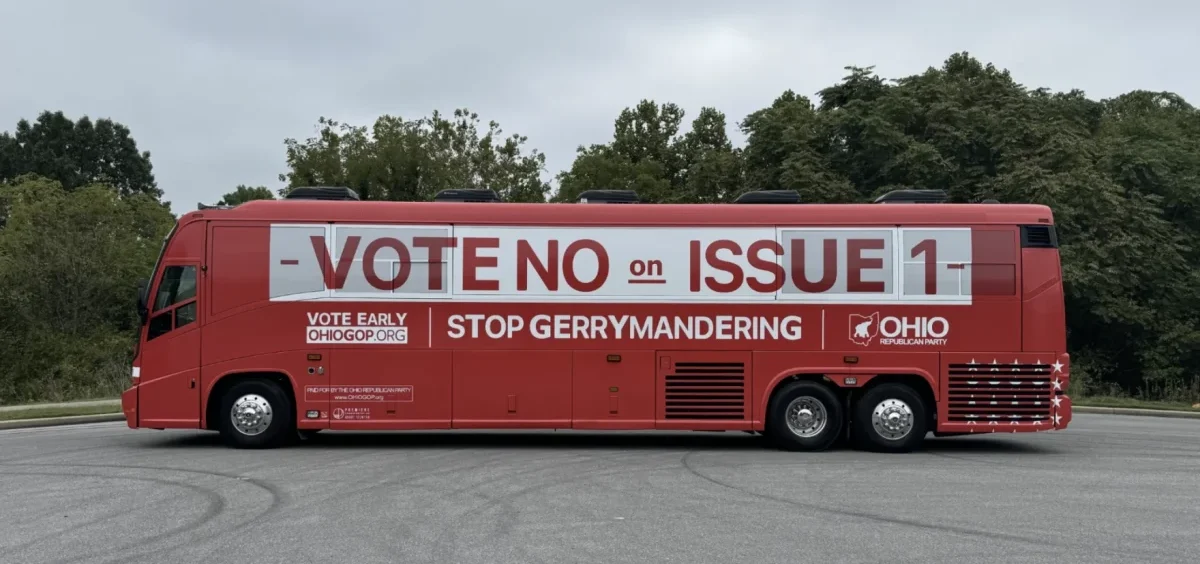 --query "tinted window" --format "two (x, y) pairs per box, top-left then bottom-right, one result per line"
(175, 301), (197, 329)
(153, 266), (197, 311)
(148, 311), (173, 340)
